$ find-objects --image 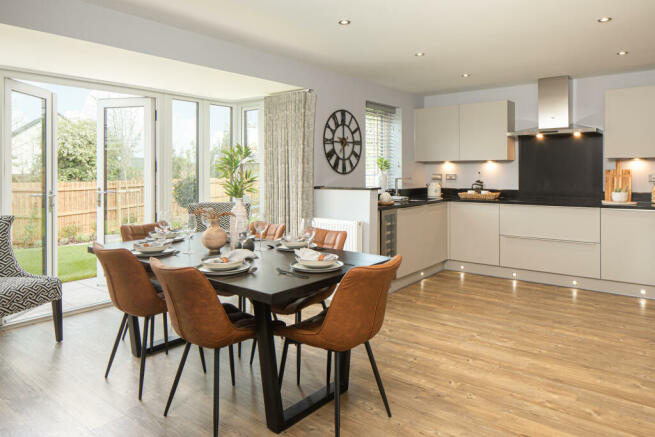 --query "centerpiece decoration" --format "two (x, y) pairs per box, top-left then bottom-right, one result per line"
(215, 144), (258, 243)
(376, 157), (391, 190)
(194, 209), (234, 252)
